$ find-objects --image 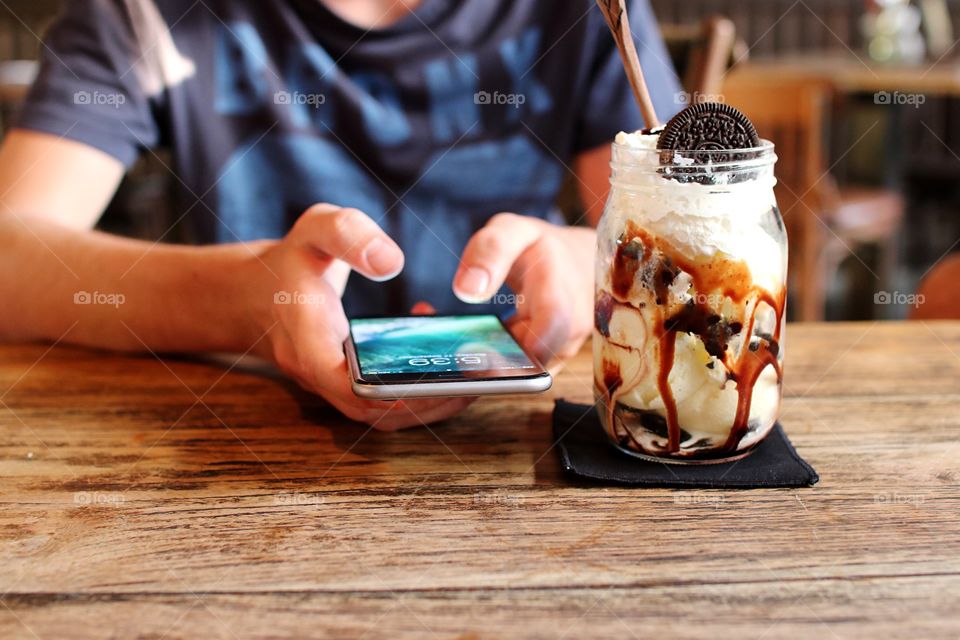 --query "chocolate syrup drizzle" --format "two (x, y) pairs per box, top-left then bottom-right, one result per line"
(597, 221), (785, 457)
